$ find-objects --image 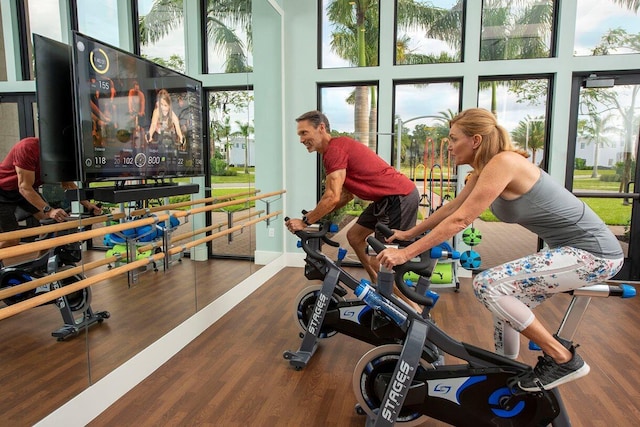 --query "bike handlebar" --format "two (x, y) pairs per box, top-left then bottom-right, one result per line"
(285, 217), (340, 262)
(367, 235), (437, 307)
